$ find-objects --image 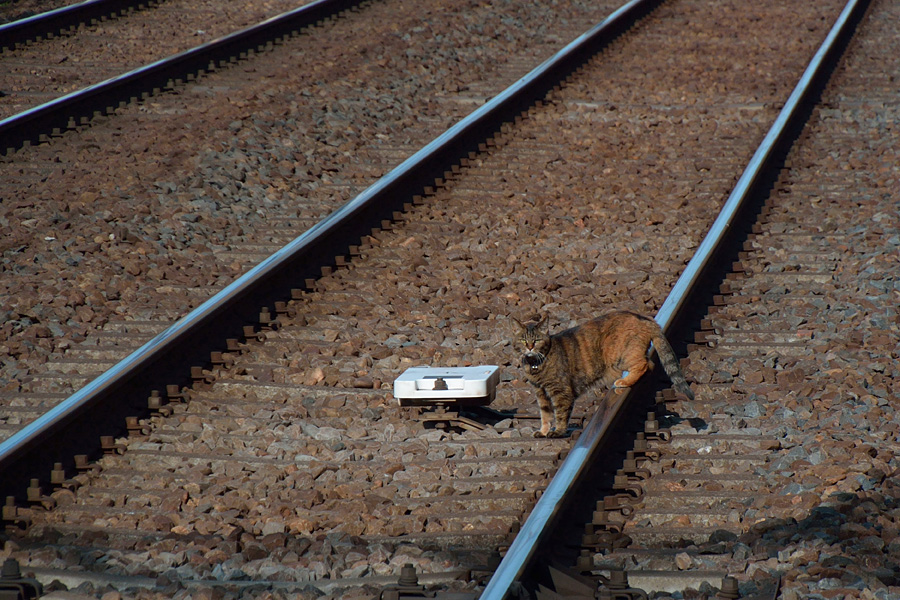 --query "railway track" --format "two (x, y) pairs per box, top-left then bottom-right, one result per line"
(0, 0), (74, 24)
(0, 0), (379, 151)
(0, 0), (627, 440)
(0, 0), (347, 123)
(1, 0), (896, 598)
(498, 0), (899, 598)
